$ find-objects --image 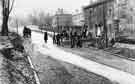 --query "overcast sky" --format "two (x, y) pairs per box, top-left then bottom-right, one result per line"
(11, 0), (91, 17)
